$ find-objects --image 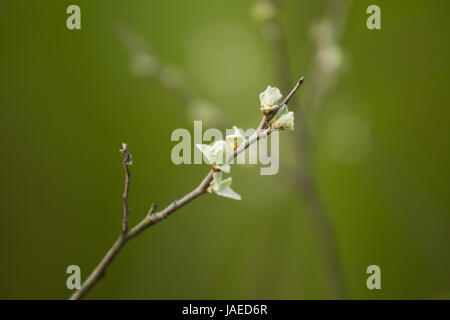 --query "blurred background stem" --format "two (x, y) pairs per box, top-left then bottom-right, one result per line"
(117, 24), (230, 128)
(254, 0), (353, 298)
